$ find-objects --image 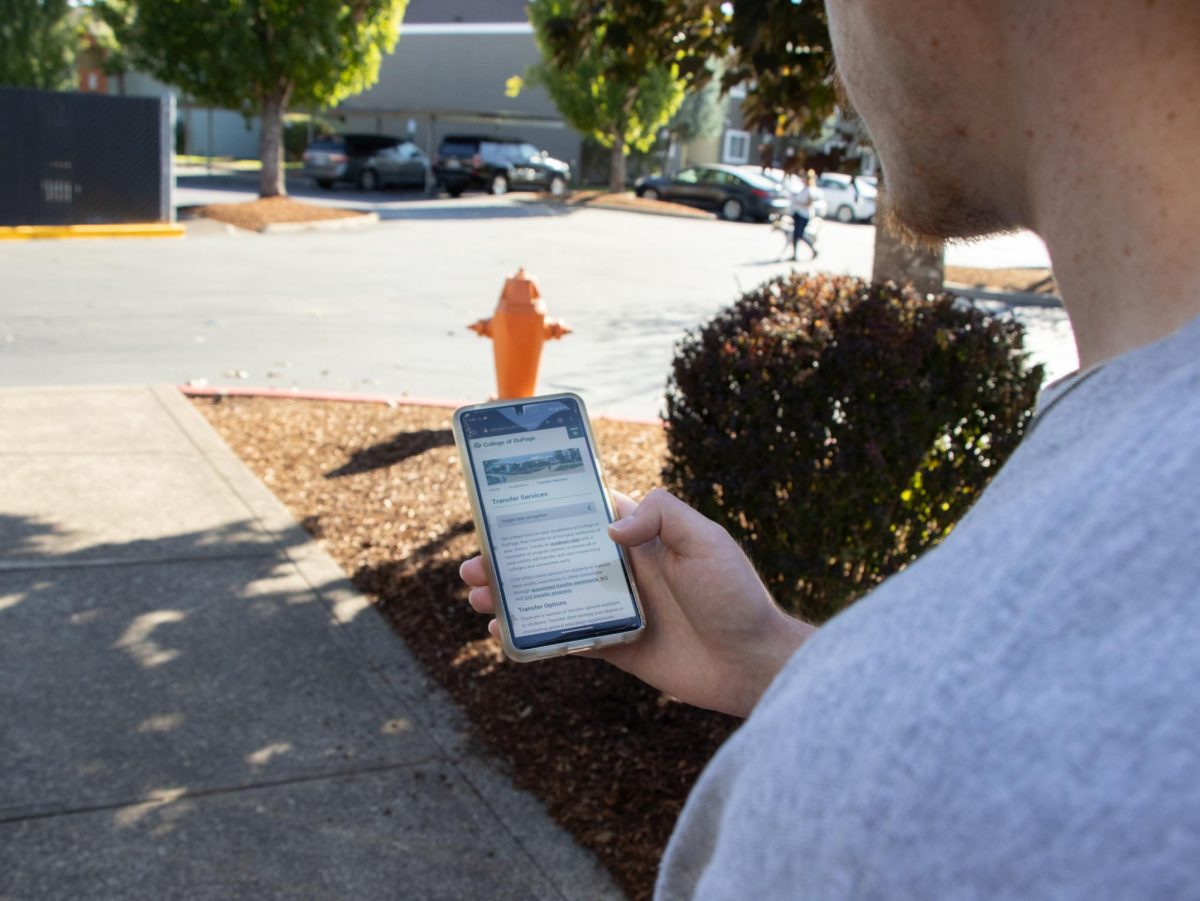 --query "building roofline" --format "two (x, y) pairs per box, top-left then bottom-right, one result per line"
(400, 23), (533, 35)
